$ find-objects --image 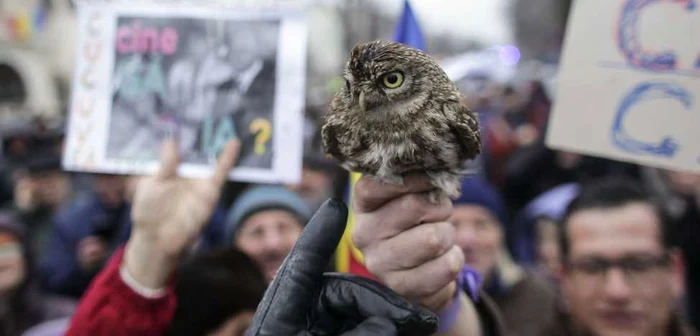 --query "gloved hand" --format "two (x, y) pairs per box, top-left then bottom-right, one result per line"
(246, 199), (438, 336)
